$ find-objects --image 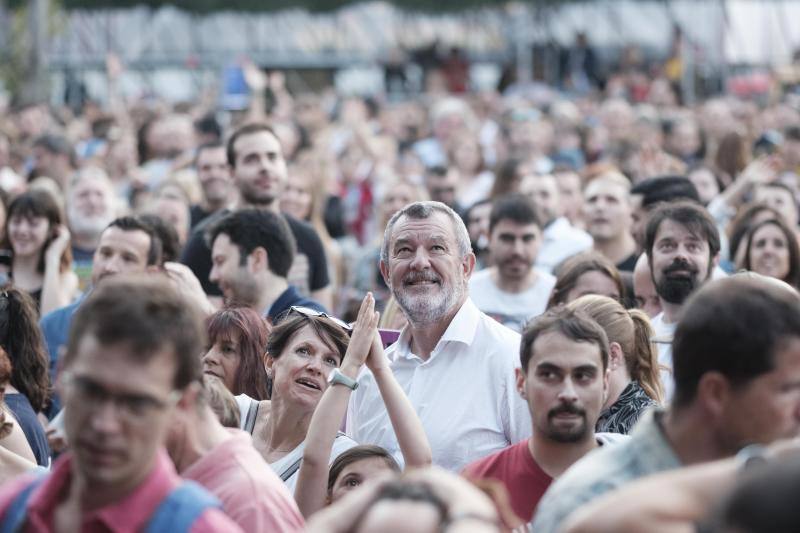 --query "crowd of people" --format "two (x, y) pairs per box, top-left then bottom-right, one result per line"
(0, 48), (798, 532)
